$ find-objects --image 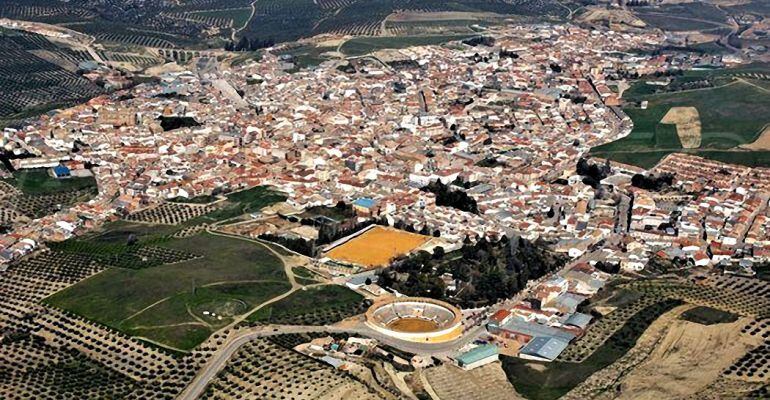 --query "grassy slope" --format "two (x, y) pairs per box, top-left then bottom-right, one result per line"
(46, 232), (289, 350)
(185, 185), (286, 224)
